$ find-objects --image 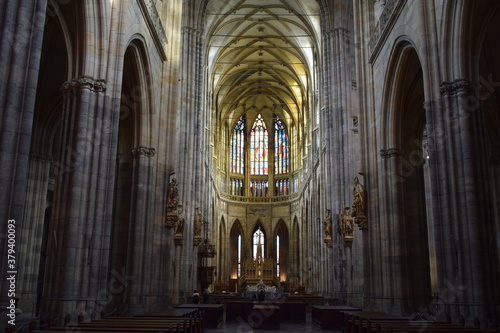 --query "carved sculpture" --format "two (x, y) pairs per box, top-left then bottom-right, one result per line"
(339, 205), (354, 246)
(323, 209), (333, 248)
(194, 208), (202, 236)
(165, 178), (179, 228)
(166, 178), (179, 213)
(352, 177), (368, 230)
(193, 208), (203, 246)
(174, 208), (185, 235)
